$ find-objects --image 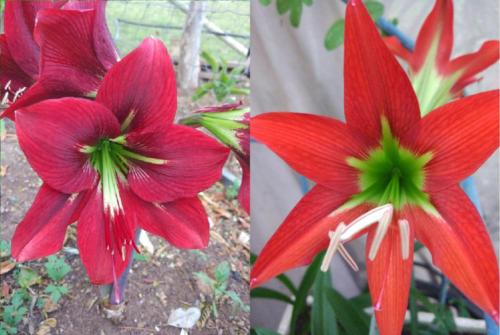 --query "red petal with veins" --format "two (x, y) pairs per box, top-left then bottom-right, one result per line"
(344, 0), (420, 141)
(1, 6), (117, 119)
(126, 125), (229, 203)
(383, 36), (413, 63)
(412, 0), (453, 73)
(77, 187), (134, 284)
(12, 184), (87, 262)
(447, 40), (500, 94)
(0, 35), (34, 95)
(126, 194), (209, 249)
(251, 184), (370, 288)
(410, 187), (499, 321)
(409, 90), (499, 192)
(97, 38), (177, 131)
(366, 217), (414, 335)
(16, 98), (120, 194)
(237, 156), (250, 213)
(251, 112), (370, 194)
